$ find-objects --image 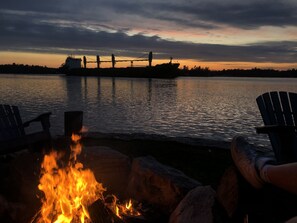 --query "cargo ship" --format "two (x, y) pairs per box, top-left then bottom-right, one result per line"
(61, 52), (180, 78)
